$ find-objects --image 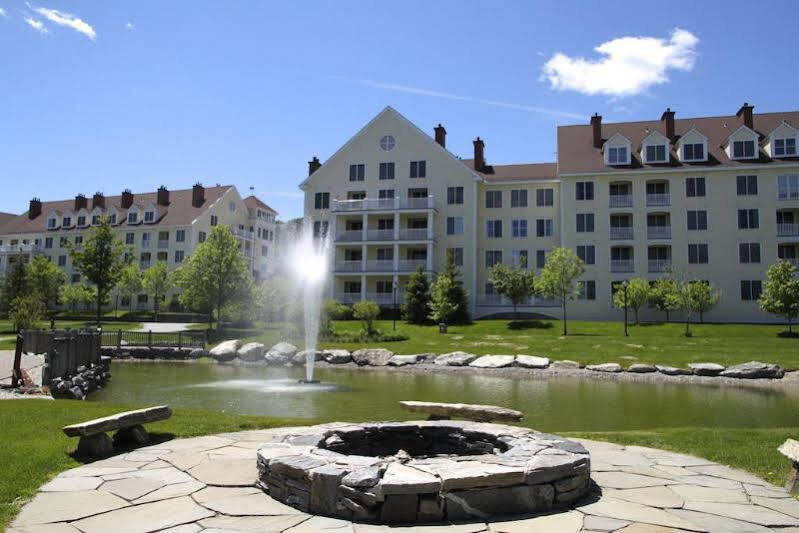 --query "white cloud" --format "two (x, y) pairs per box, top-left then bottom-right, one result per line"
(0, 7), (7, 17)
(540, 28), (699, 97)
(27, 4), (95, 40)
(24, 16), (47, 34)
(125, 21), (134, 30)
(331, 76), (585, 121)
